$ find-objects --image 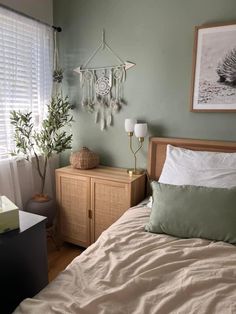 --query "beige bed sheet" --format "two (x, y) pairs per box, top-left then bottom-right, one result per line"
(14, 204), (236, 314)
